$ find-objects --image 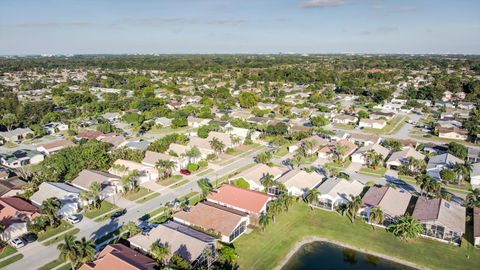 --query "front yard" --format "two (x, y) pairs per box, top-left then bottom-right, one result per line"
(234, 202), (480, 270)
(157, 175), (183, 186)
(37, 221), (73, 242)
(83, 200), (117, 220)
(359, 166), (387, 176)
(123, 187), (152, 201)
